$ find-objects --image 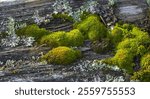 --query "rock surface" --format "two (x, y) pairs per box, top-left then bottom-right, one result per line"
(0, 0), (148, 82)
(0, 0), (118, 31)
(0, 46), (127, 82)
(116, 0), (148, 22)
